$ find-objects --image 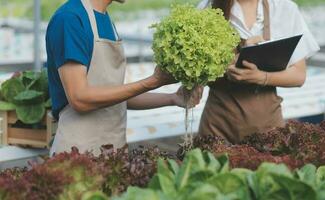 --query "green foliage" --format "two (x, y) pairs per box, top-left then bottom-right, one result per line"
(3, 145), (325, 200)
(81, 191), (109, 200)
(0, 0), (323, 21)
(14, 90), (44, 105)
(115, 149), (325, 200)
(16, 103), (45, 124)
(0, 69), (51, 124)
(1, 78), (25, 103)
(151, 5), (240, 89)
(0, 101), (16, 111)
